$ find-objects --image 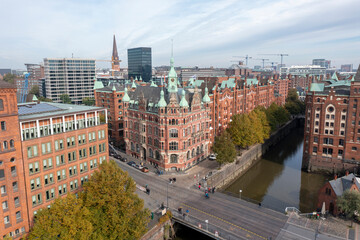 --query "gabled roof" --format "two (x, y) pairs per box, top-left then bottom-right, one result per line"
(0, 79), (16, 89)
(329, 173), (360, 196)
